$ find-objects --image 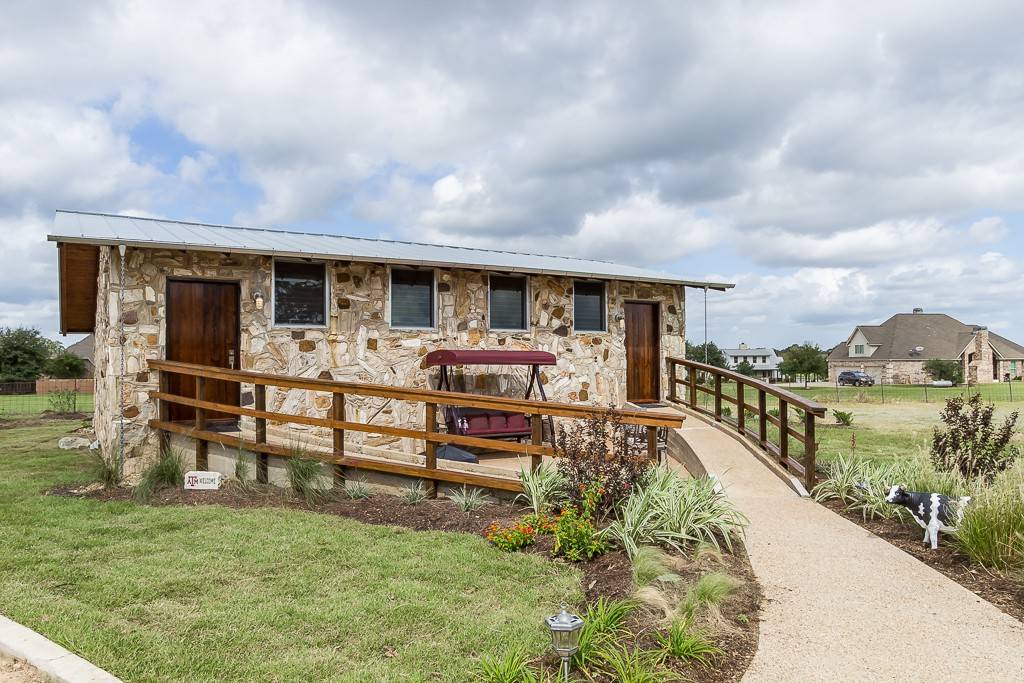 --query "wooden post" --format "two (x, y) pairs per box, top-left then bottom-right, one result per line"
(668, 361), (677, 403)
(530, 413), (543, 472)
(424, 402), (438, 498)
(713, 373), (722, 421)
(758, 389), (767, 448)
(194, 376), (208, 470)
(157, 369), (170, 453)
(254, 384), (267, 484)
(778, 401), (789, 466)
(332, 392), (346, 488)
(688, 366), (698, 408)
(736, 382), (745, 435)
(646, 426), (658, 464)
(804, 410), (817, 492)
